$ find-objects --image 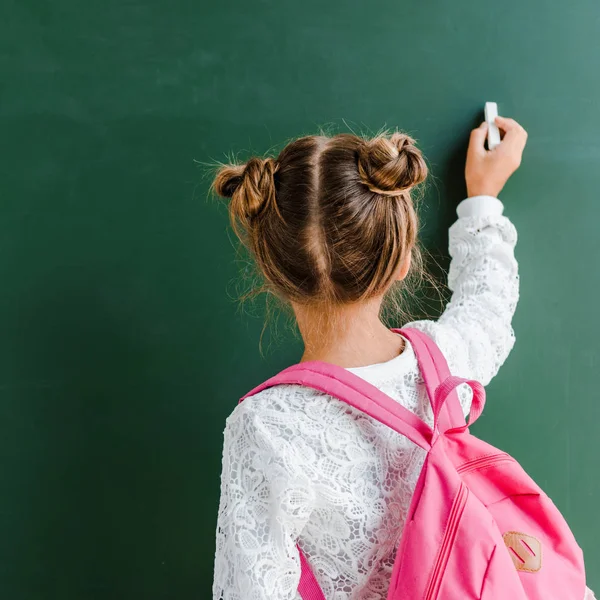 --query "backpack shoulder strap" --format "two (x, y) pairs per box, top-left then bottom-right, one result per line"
(397, 327), (466, 432)
(241, 360), (433, 451)
(297, 546), (326, 600)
